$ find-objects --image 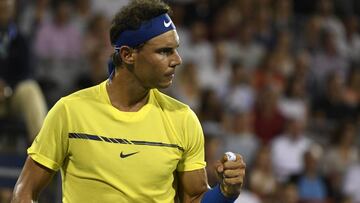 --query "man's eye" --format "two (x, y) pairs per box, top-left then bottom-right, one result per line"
(159, 48), (173, 55)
